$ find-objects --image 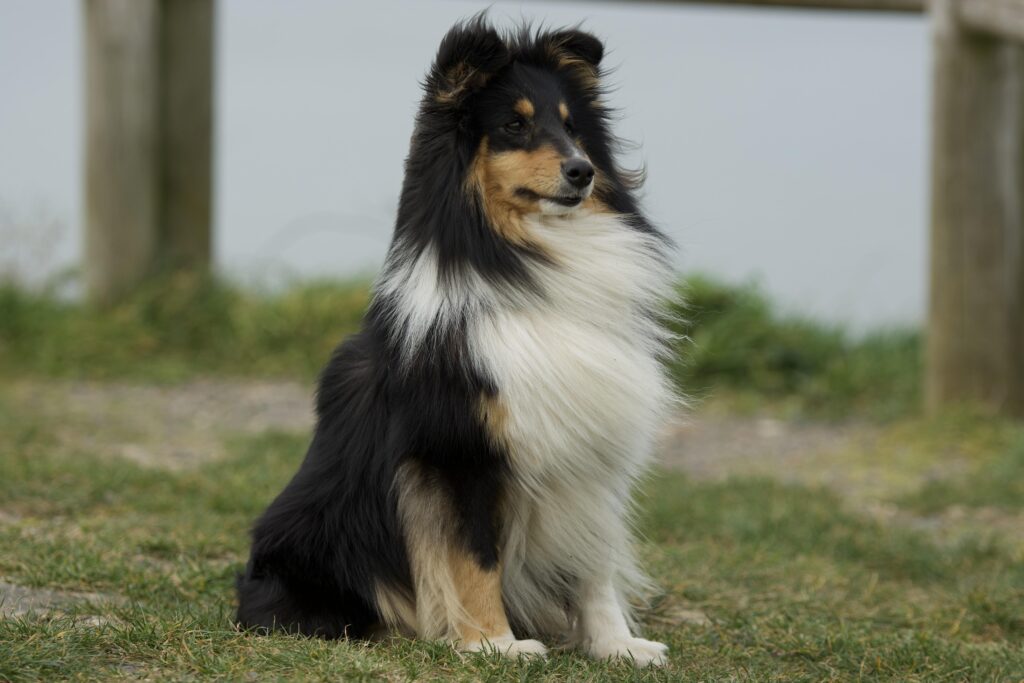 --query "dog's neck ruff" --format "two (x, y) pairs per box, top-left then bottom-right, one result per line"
(375, 208), (674, 366)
